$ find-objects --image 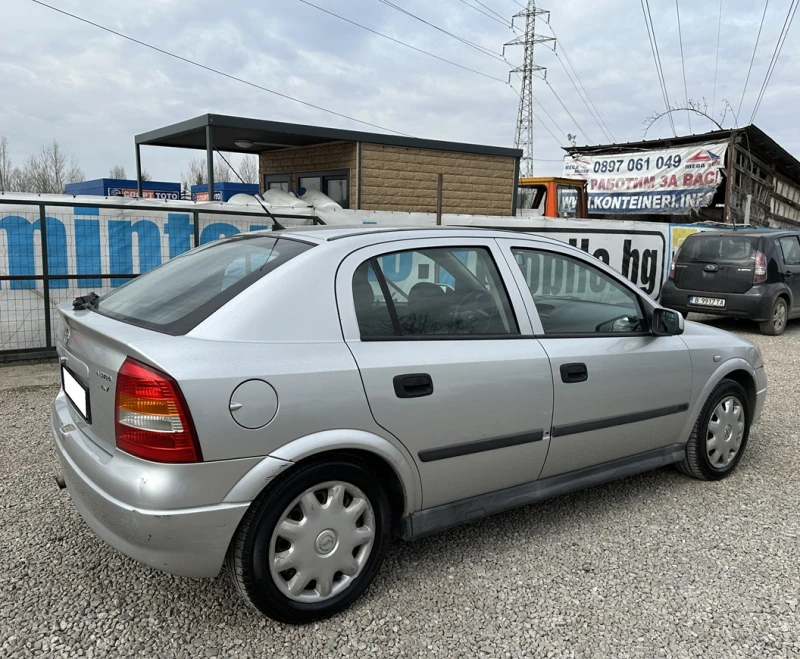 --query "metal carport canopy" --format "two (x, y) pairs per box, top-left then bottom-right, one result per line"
(133, 113), (521, 198)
